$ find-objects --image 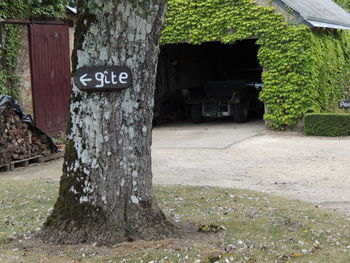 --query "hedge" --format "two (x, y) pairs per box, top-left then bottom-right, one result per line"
(304, 113), (350, 136)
